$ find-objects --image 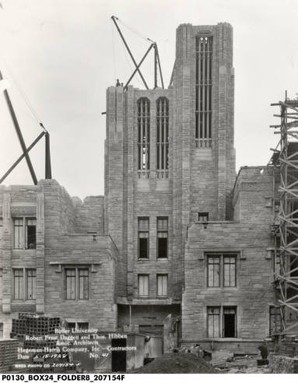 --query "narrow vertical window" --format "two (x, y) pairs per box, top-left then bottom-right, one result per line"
(66, 268), (76, 300)
(156, 97), (169, 178)
(26, 218), (36, 249)
(207, 256), (220, 287)
(26, 269), (36, 300)
(138, 218), (149, 258)
(223, 256), (236, 287)
(14, 219), (23, 249)
(223, 307), (237, 337)
(13, 269), (24, 300)
(157, 218), (168, 258)
(0, 218), (3, 242)
(137, 98), (150, 176)
(269, 306), (282, 336)
(0, 269), (2, 301)
(195, 36), (213, 148)
(138, 274), (149, 297)
(207, 307), (220, 337)
(78, 269), (89, 300)
(13, 218), (36, 249)
(157, 274), (168, 297)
